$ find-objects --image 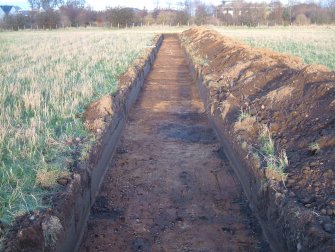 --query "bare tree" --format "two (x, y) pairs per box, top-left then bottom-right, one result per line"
(28, 0), (41, 9)
(59, 0), (86, 26)
(27, 0), (64, 10)
(106, 7), (134, 27)
(66, 0), (85, 8)
(194, 2), (210, 25)
(269, 1), (284, 25)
